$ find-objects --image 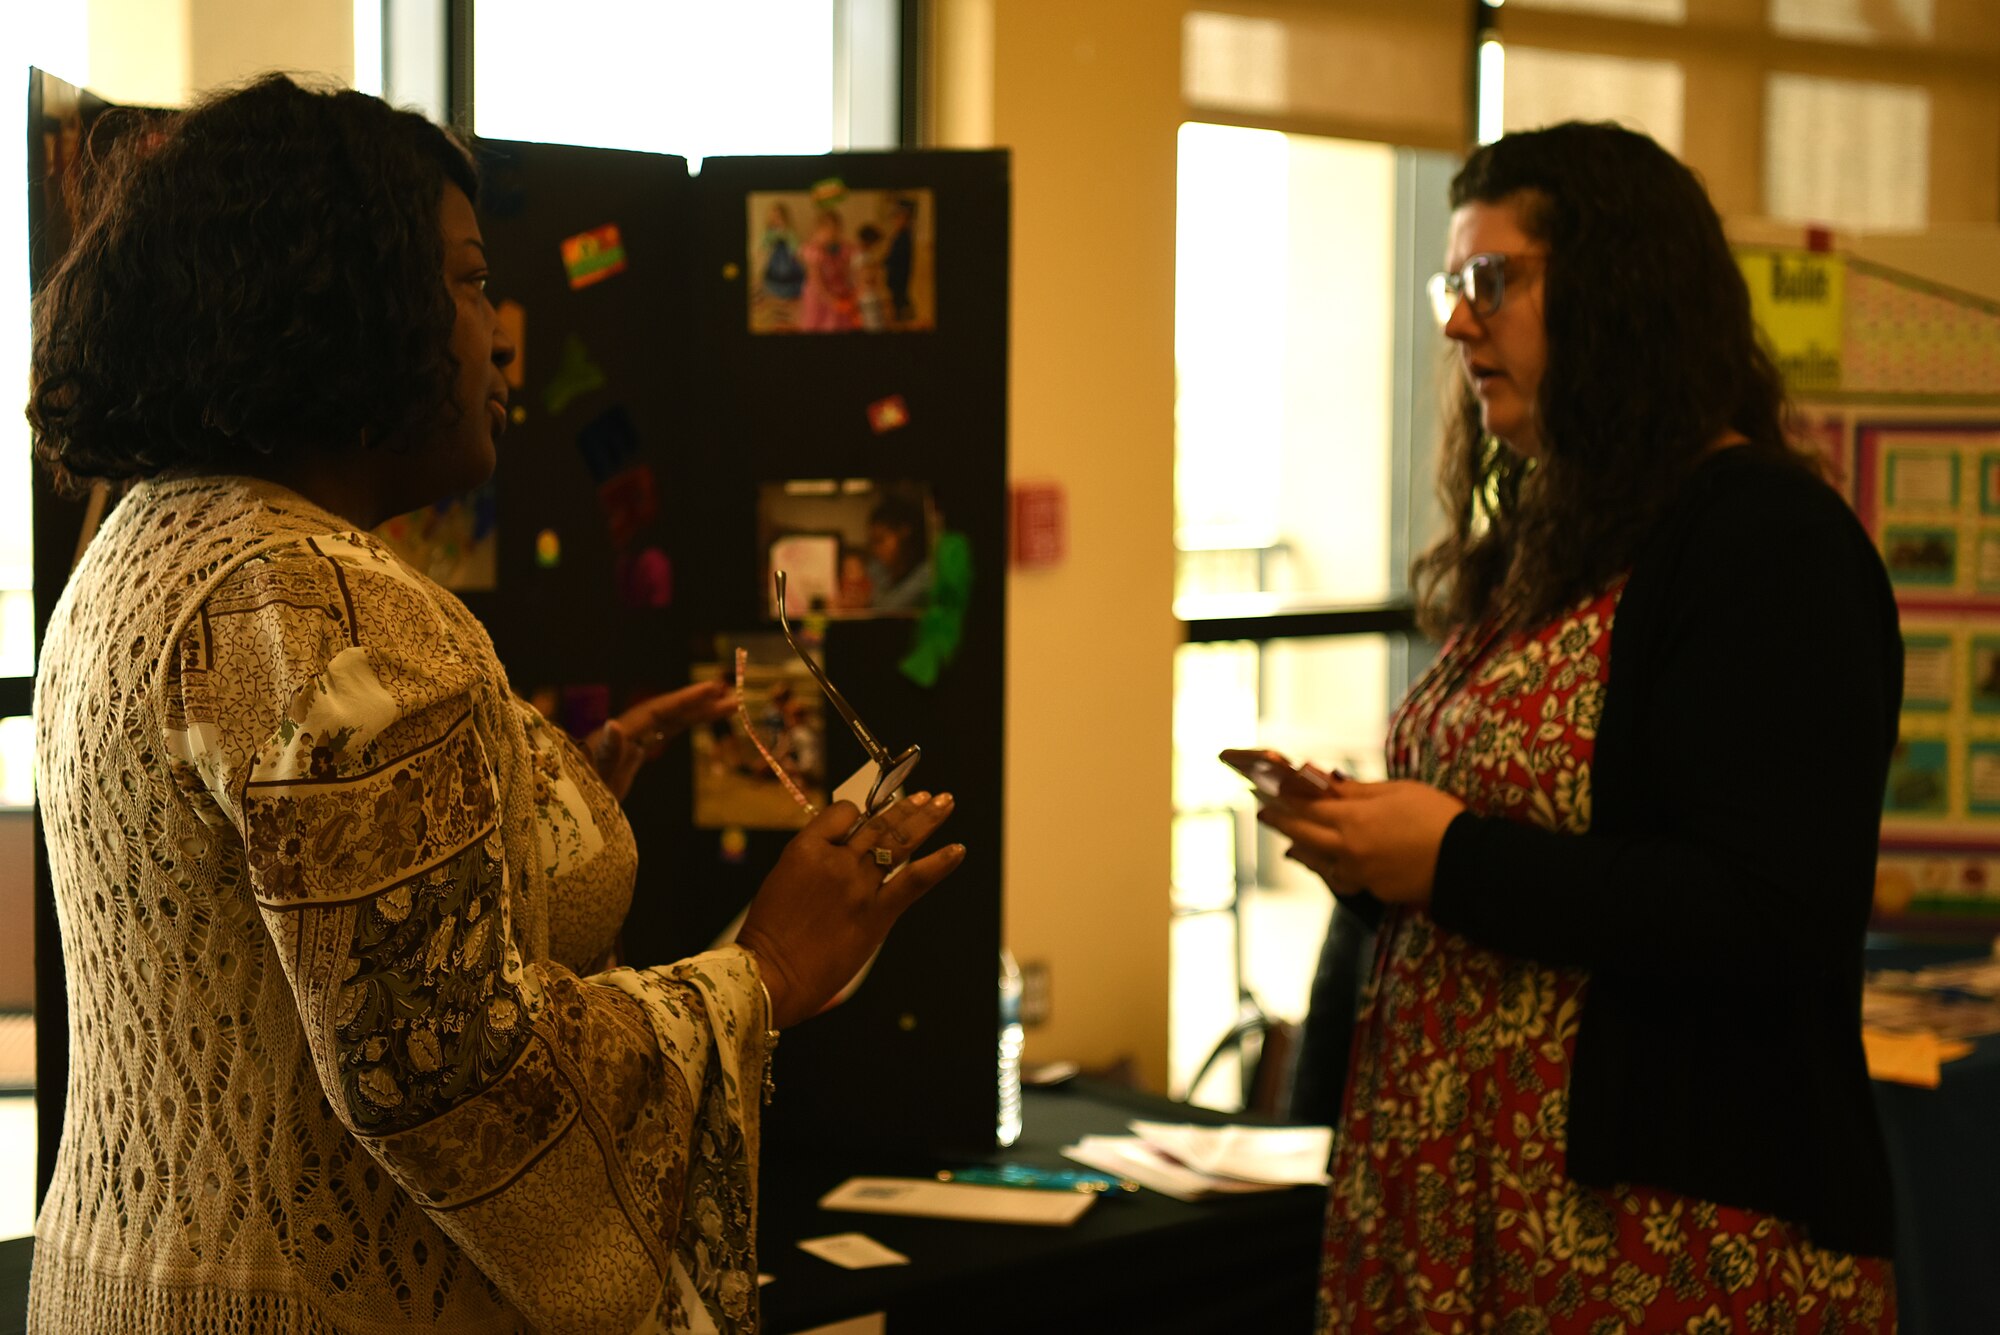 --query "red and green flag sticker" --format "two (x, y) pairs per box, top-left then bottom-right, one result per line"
(561, 223), (628, 290)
